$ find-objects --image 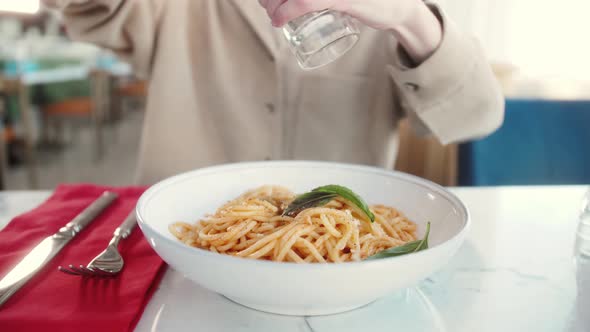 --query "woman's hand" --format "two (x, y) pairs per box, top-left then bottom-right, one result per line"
(258, 0), (442, 63)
